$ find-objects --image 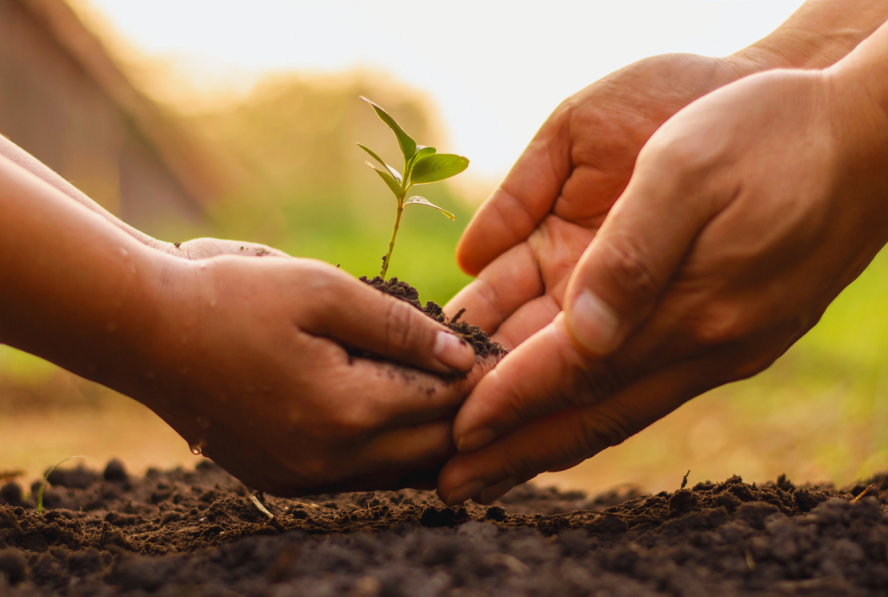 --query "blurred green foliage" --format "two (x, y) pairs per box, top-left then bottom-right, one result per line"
(191, 72), (477, 305)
